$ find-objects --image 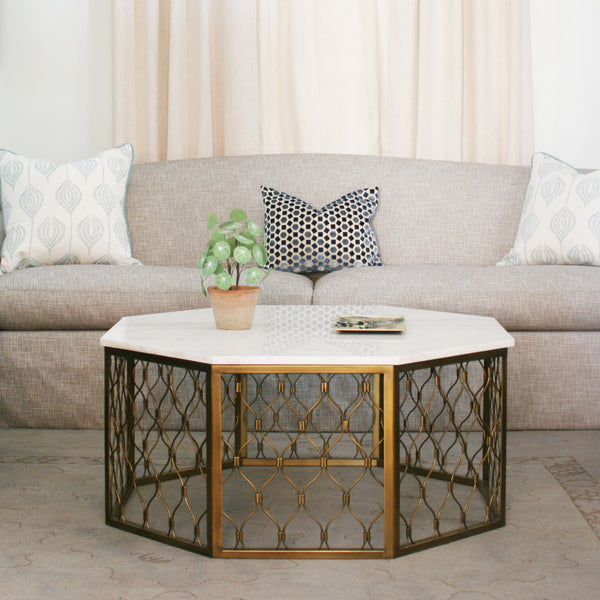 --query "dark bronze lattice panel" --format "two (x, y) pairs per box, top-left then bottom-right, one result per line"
(105, 352), (210, 552)
(395, 356), (505, 551)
